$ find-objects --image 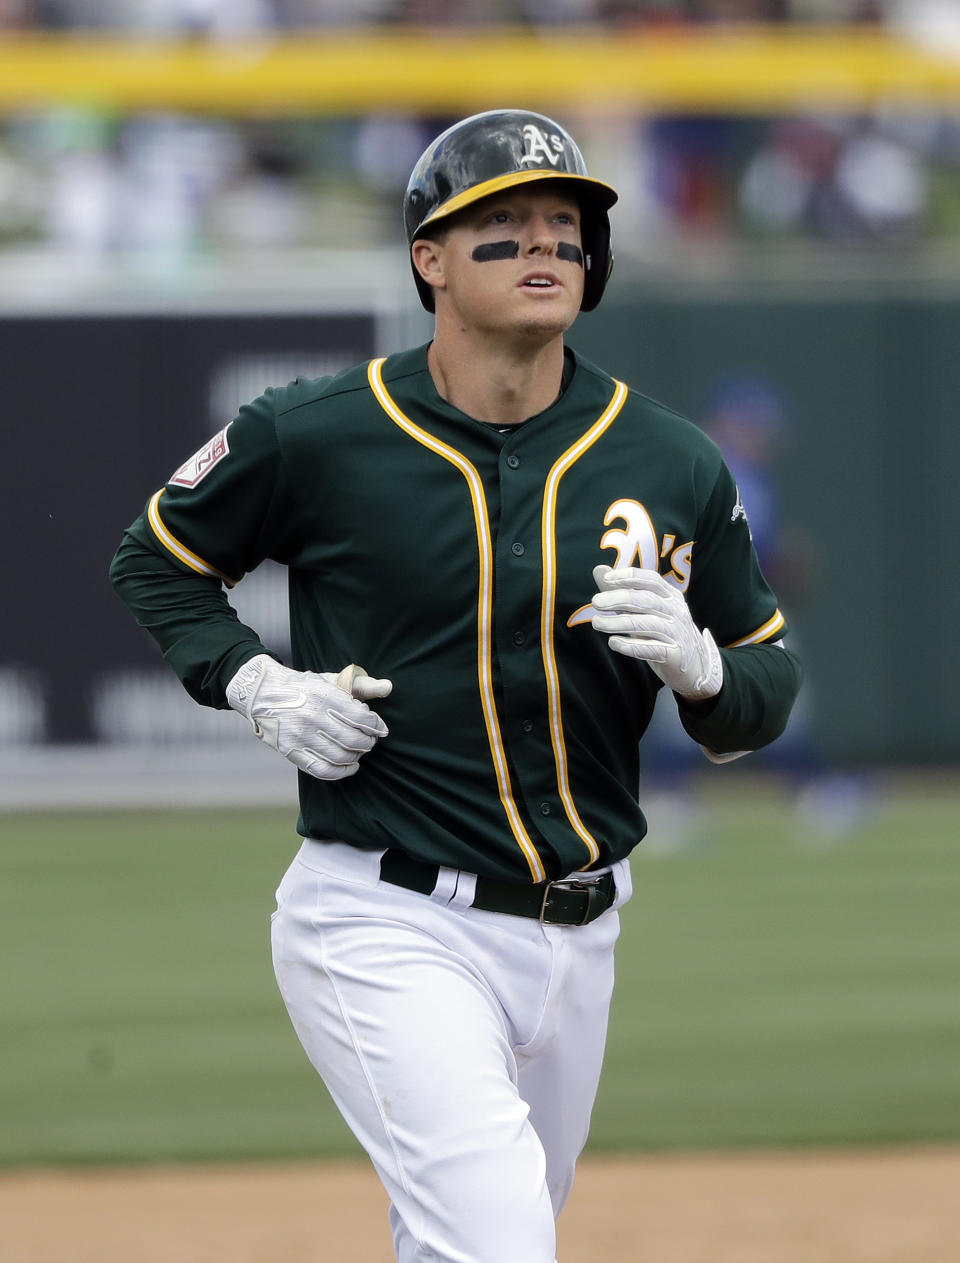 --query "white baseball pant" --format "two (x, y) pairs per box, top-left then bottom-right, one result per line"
(270, 839), (632, 1263)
